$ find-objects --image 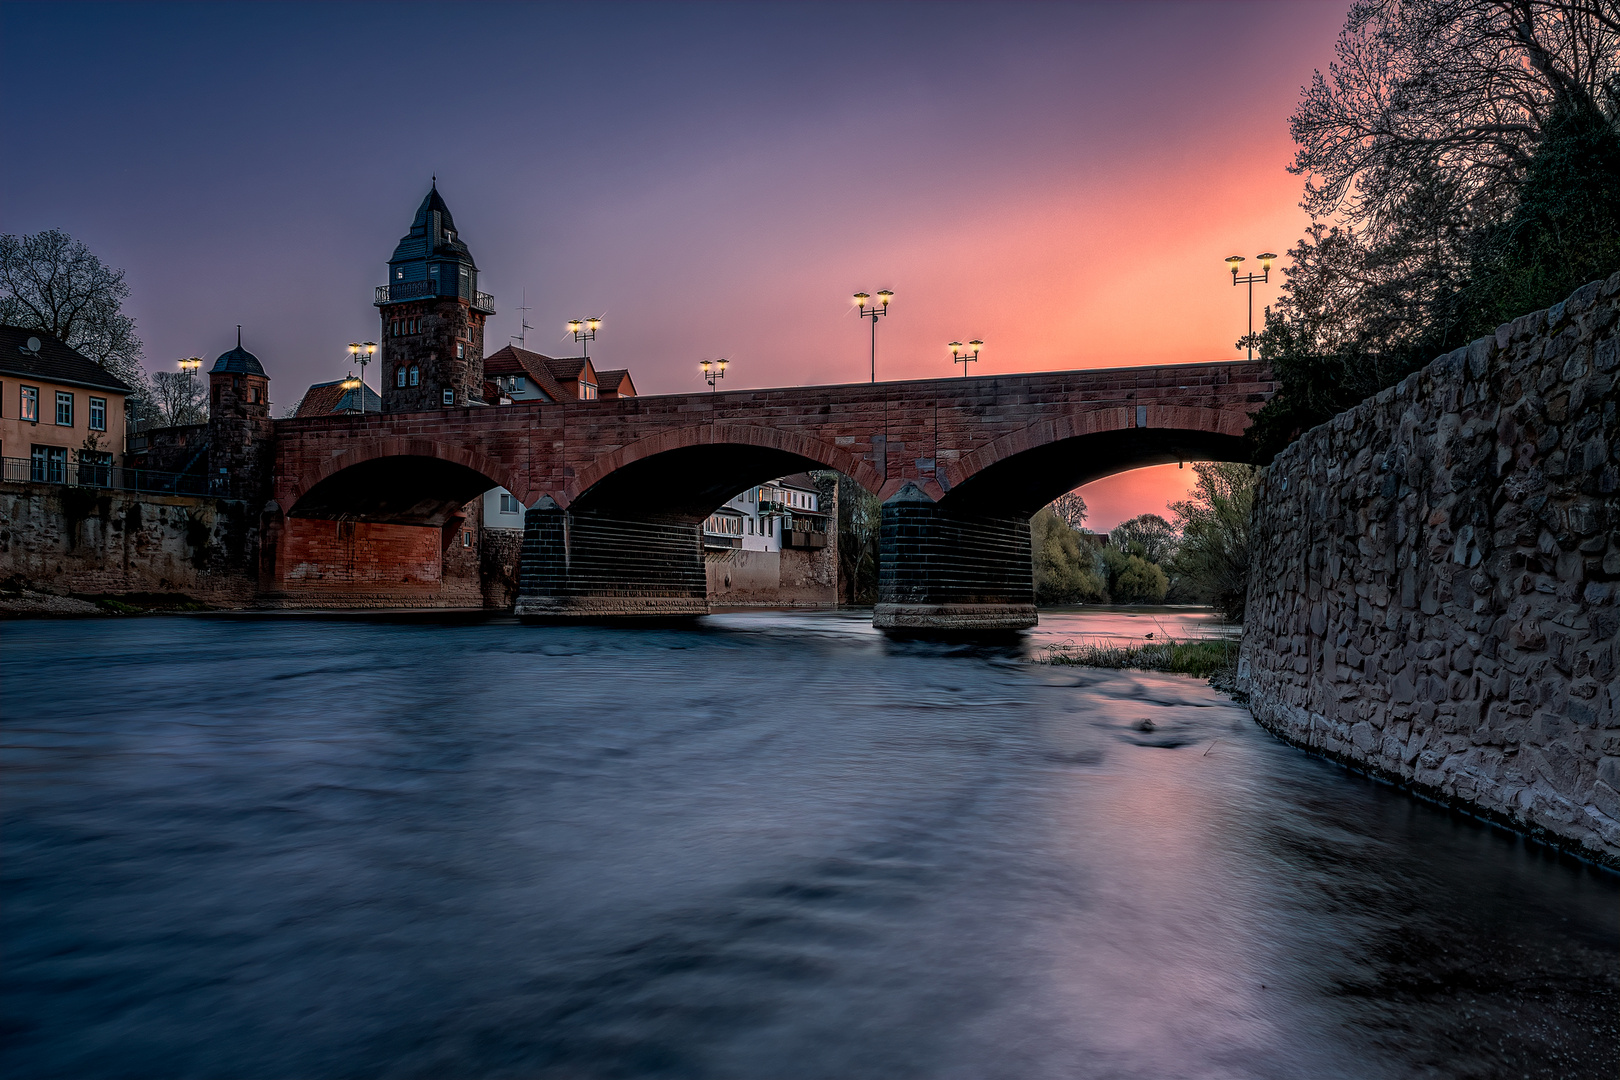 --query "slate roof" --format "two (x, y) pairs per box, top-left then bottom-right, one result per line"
(0, 325), (132, 393)
(211, 329), (266, 376)
(482, 345), (568, 401)
(294, 378), (383, 417)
